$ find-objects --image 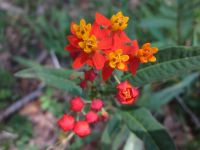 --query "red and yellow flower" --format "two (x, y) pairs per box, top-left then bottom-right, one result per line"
(65, 19), (112, 70)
